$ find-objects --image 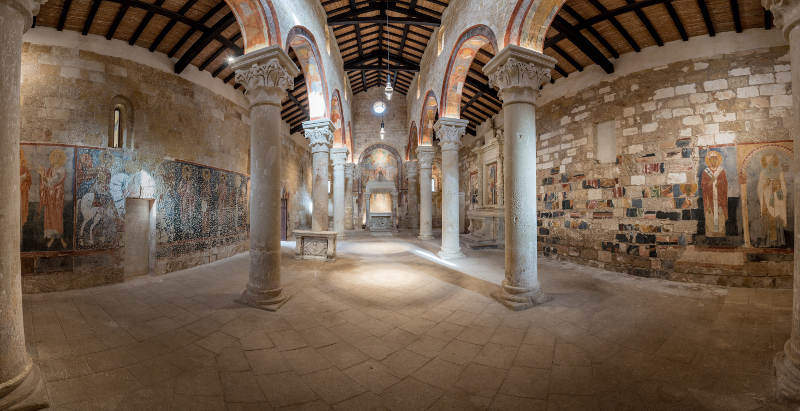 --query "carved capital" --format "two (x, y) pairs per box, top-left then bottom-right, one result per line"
(303, 119), (334, 153)
(417, 146), (436, 169)
(344, 162), (355, 179)
(483, 45), (557, 106)
(405, 161), (419, 180)
(231, 45), (300, 108)
(434, 118), (469, 152)
(763, 0), (800, 40)
(2, 0), (47, 33)
(331, 148), (348, 170)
